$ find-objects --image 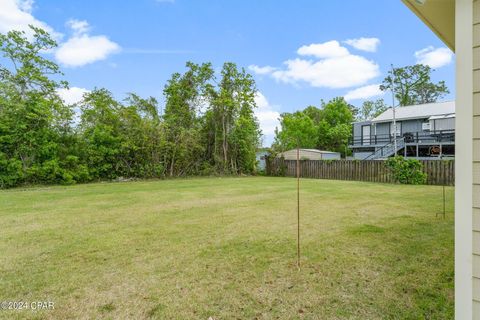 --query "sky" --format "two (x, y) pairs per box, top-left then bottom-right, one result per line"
(0, 0), (455, 146)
